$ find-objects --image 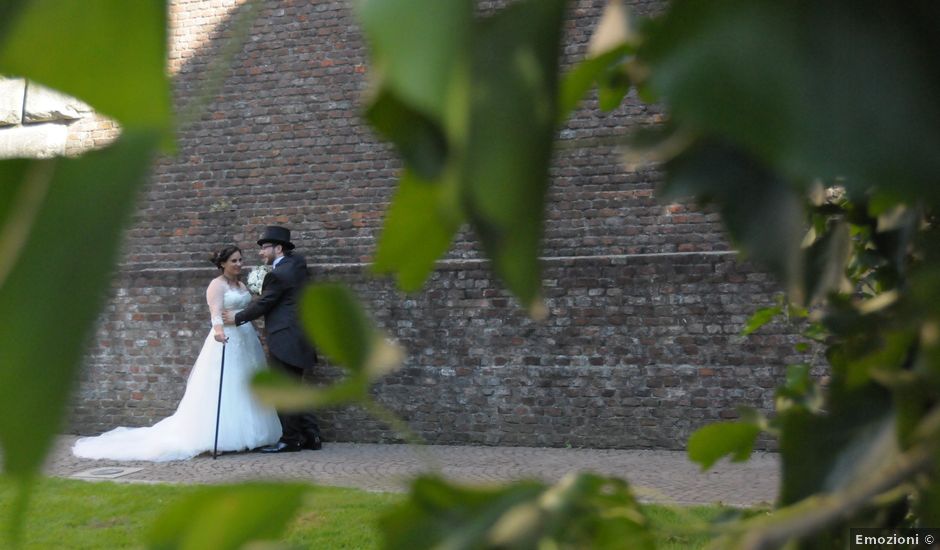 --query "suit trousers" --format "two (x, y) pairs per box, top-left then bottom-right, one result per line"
(269, 355), (321, 445)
